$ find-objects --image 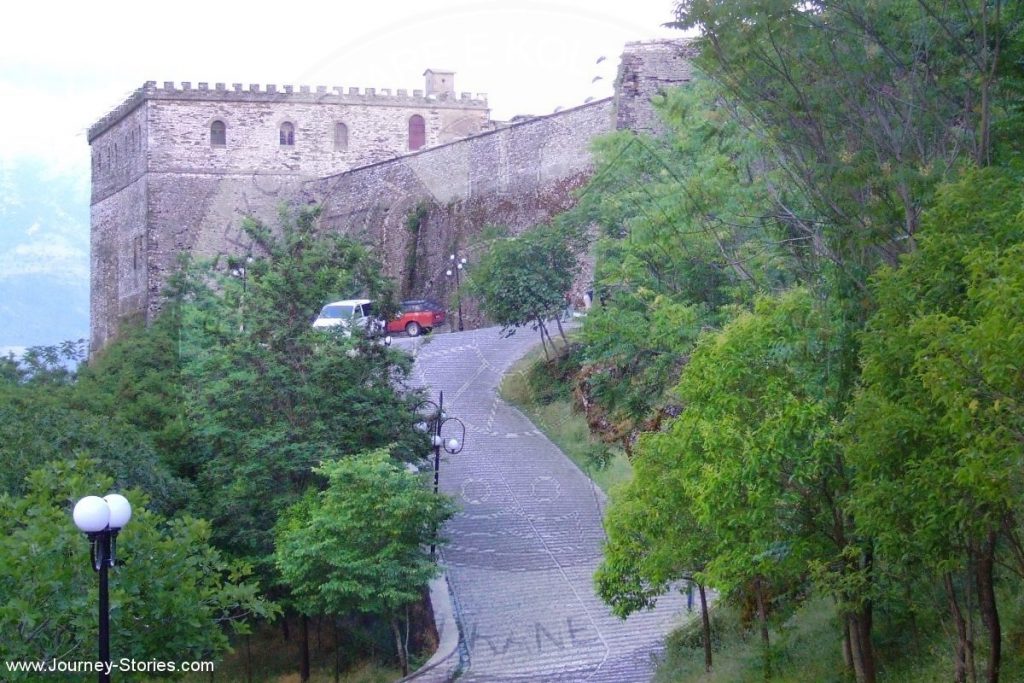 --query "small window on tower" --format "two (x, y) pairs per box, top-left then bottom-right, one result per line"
(408, 115), (425, 151)
(334, 122), (349, 151)
(210, 120), (226, 147)
(280, 122), (295, 146)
